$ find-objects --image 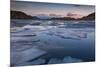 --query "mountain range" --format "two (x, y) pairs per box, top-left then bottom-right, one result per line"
(11, 11), (39, 19)
(11, 10), (95, 20)
(80, 12), (95, 20)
